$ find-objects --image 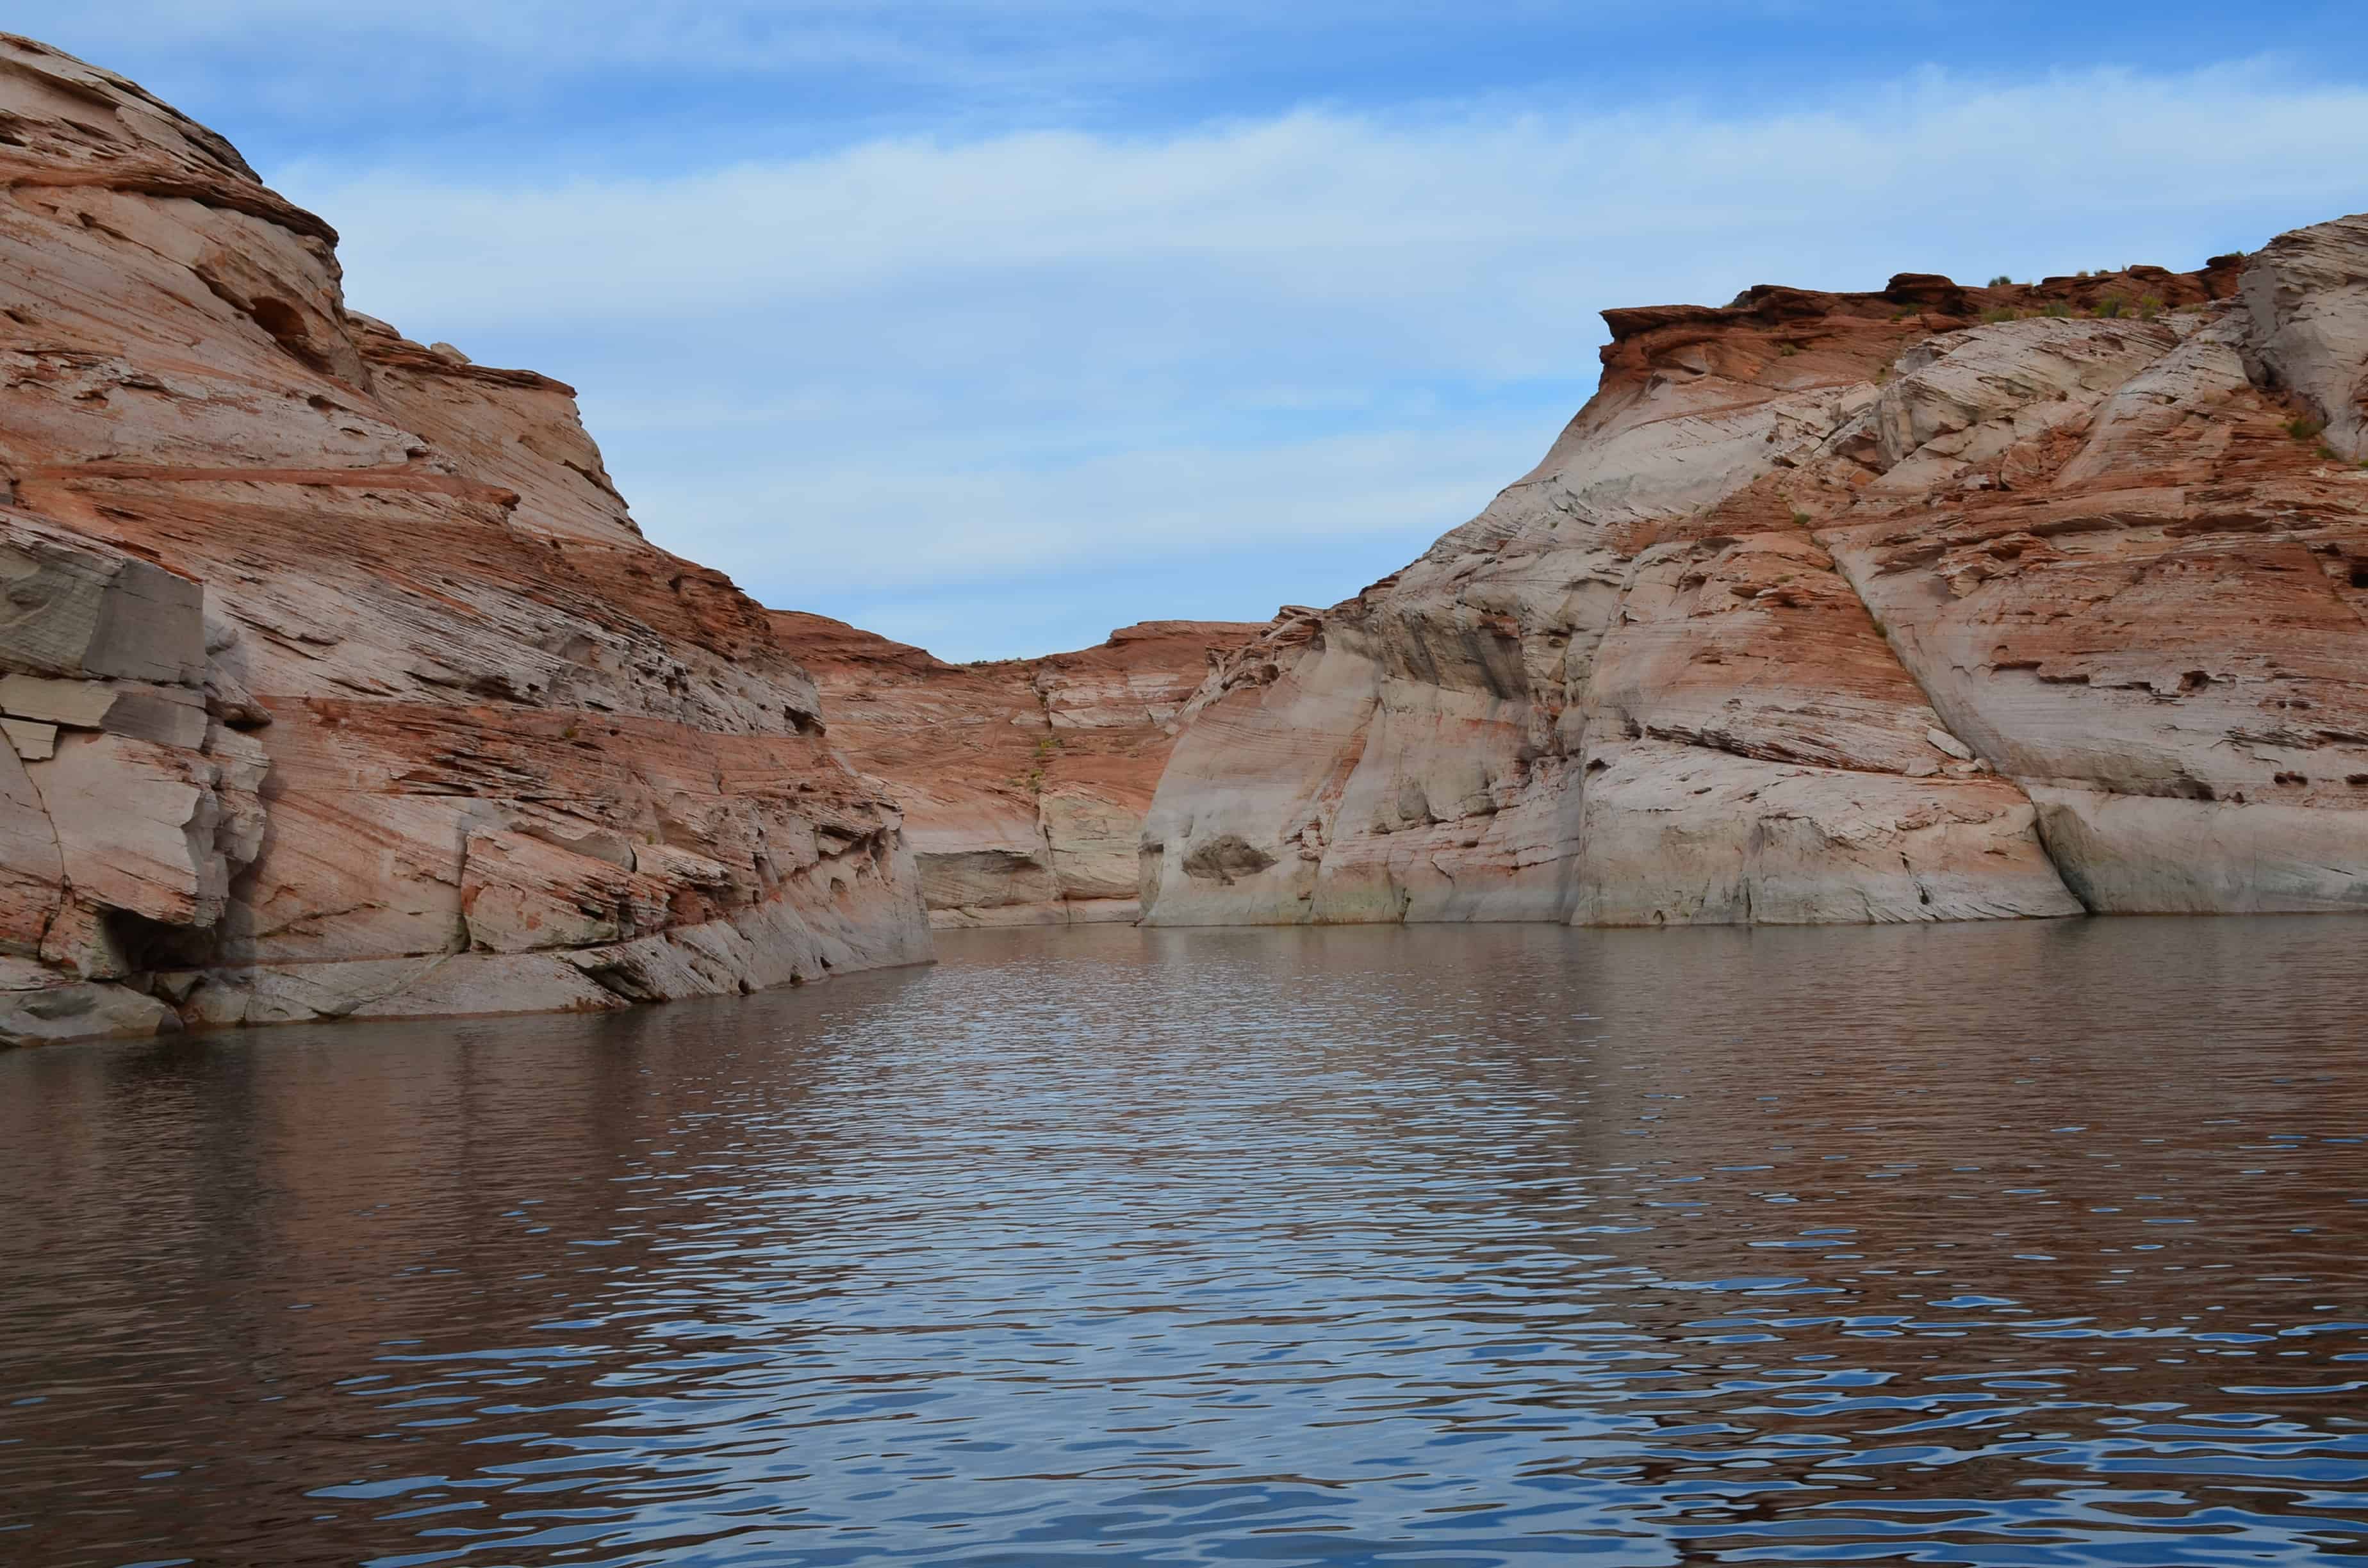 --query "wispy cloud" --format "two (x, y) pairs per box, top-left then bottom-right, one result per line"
(242, 63), (2368, 656)
(29, 3), (2365, 160)
(18, 4), (2368, 657)
(293, 67), (2368, 323)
